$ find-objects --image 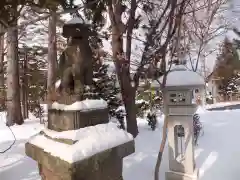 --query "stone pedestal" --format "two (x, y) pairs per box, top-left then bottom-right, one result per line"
(26, 140), (134, 180)
(25, 103), (135, 180)
(47, 108), (109, 131)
